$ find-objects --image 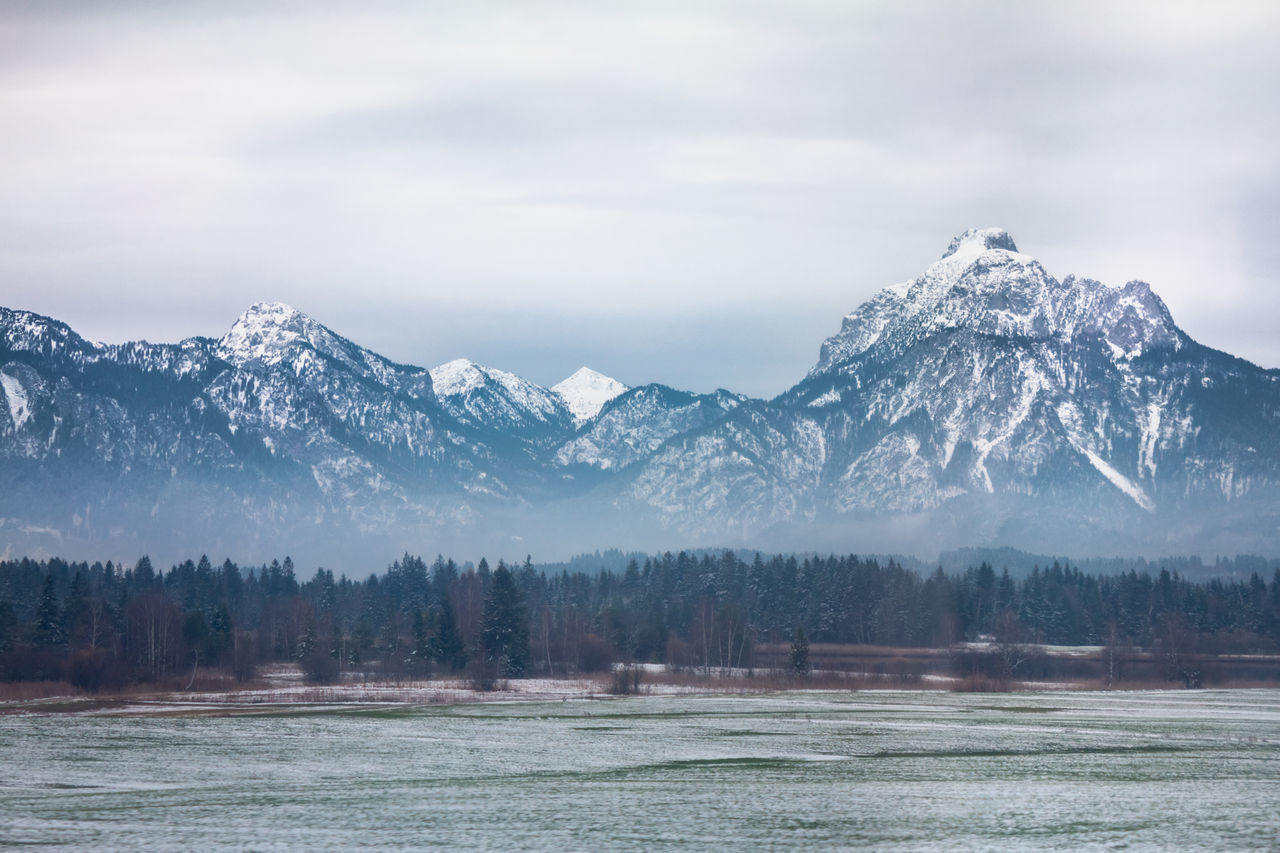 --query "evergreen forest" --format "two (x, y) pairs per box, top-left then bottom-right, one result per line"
(2, 550), (1278, 691)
